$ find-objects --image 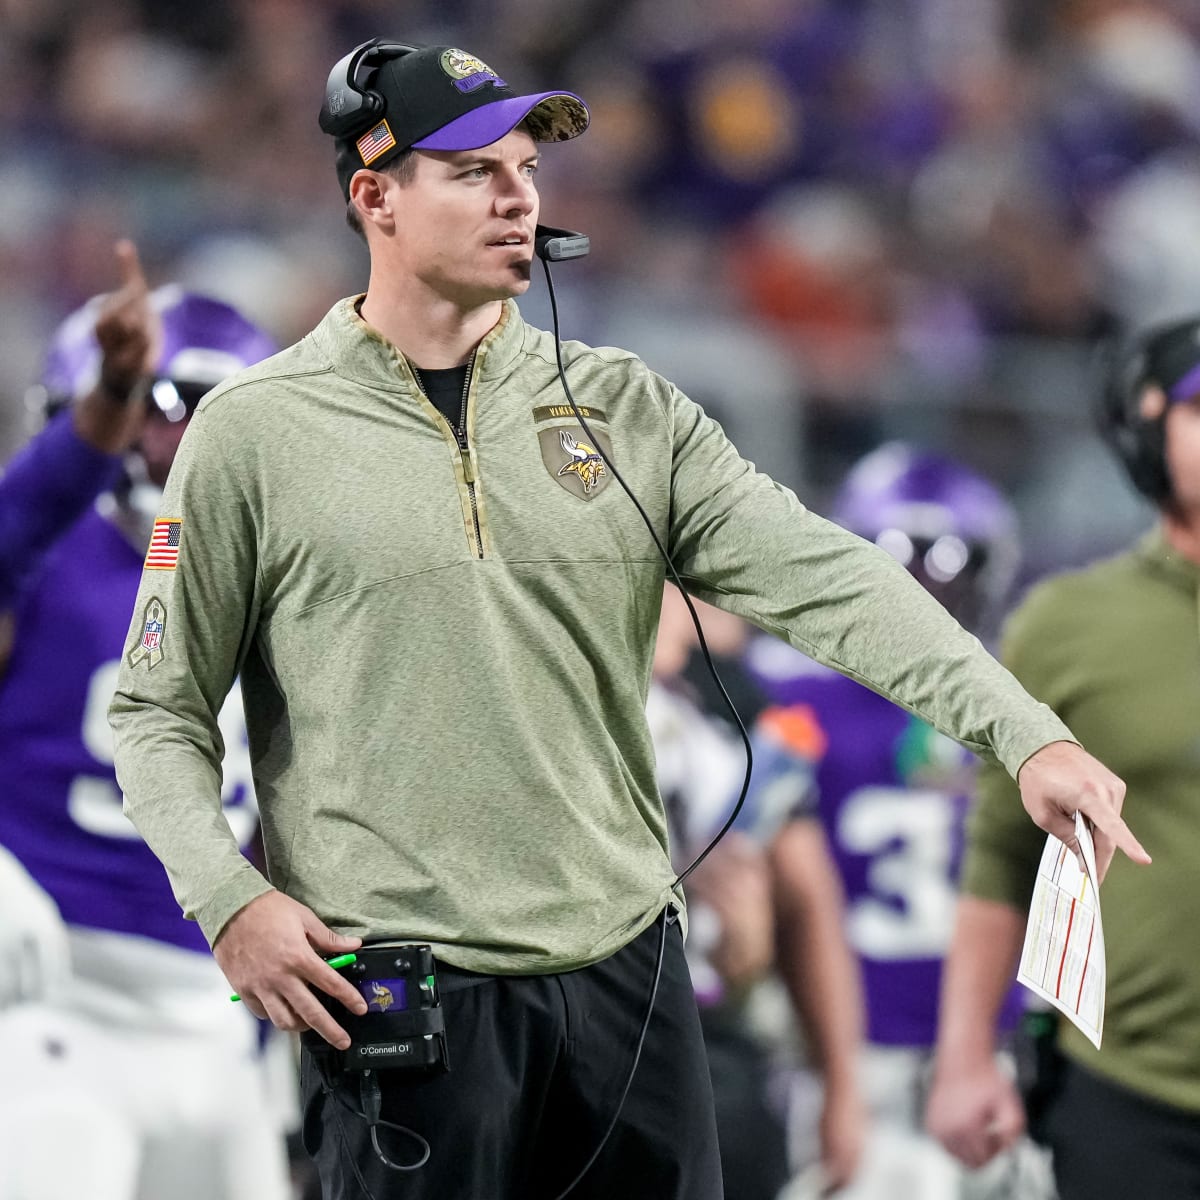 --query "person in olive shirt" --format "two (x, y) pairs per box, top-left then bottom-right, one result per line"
(109, 39), (1147, 1200)
(926, 317), (1200, 1200)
